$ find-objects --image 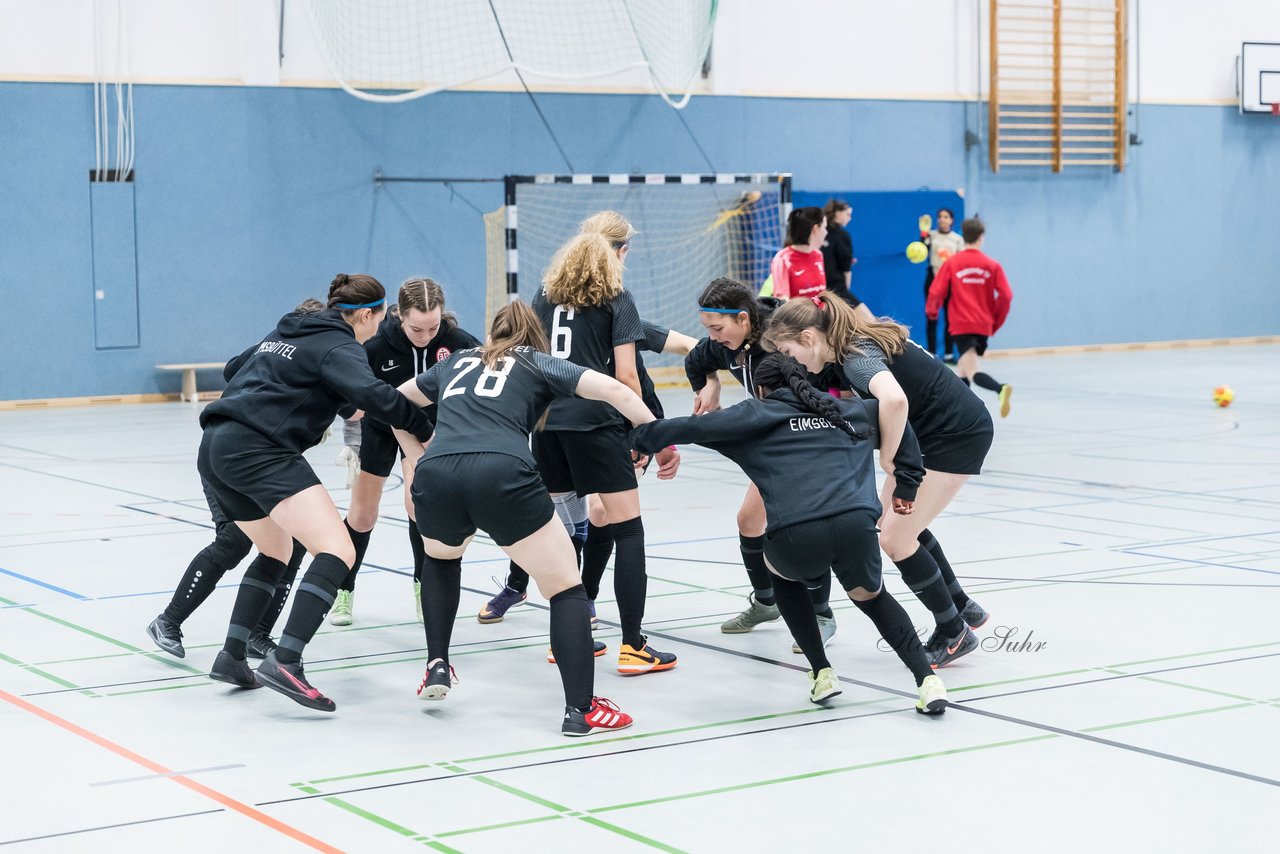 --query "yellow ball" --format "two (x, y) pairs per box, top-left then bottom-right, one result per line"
(906, 241), (928, 264)
(1213, 385), (1235, 407)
